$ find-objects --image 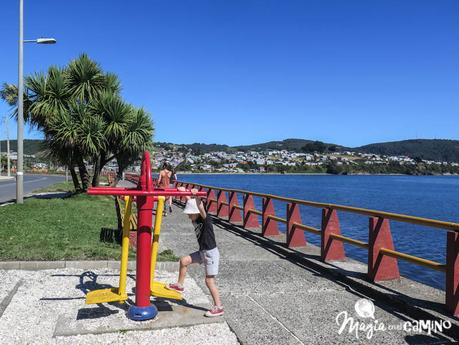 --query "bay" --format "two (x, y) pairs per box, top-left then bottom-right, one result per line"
(177, 174), (459, 290)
